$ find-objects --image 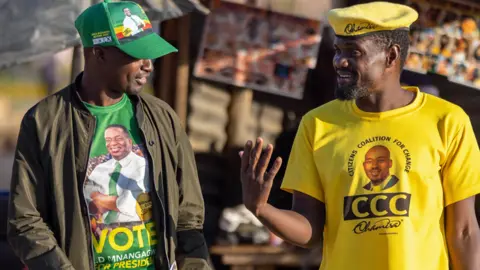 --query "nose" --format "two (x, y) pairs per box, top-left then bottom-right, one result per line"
(333, 54), (349, 70)
(141, 59), (153, 73)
